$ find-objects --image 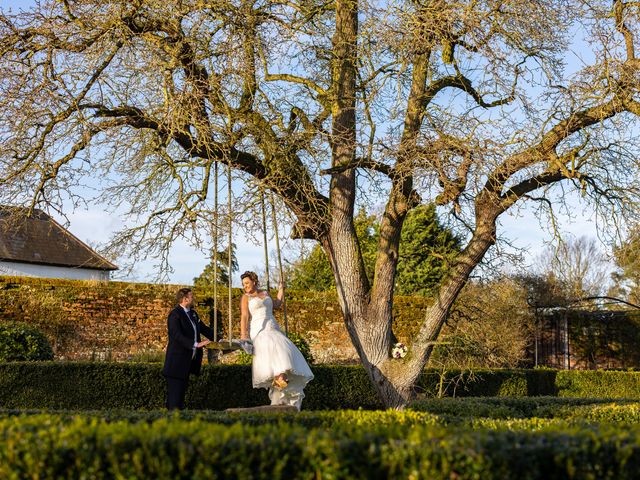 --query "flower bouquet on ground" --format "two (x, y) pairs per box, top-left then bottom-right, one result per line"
(391, 342), (408, 359)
